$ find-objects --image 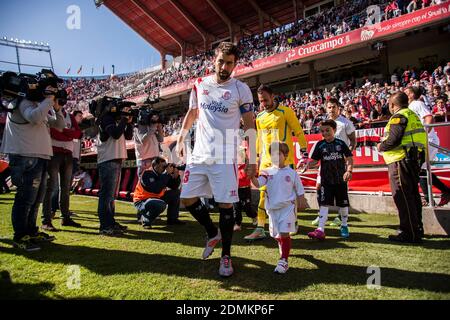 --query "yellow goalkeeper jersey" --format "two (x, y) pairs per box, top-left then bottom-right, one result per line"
(256, 105), (307, 169)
